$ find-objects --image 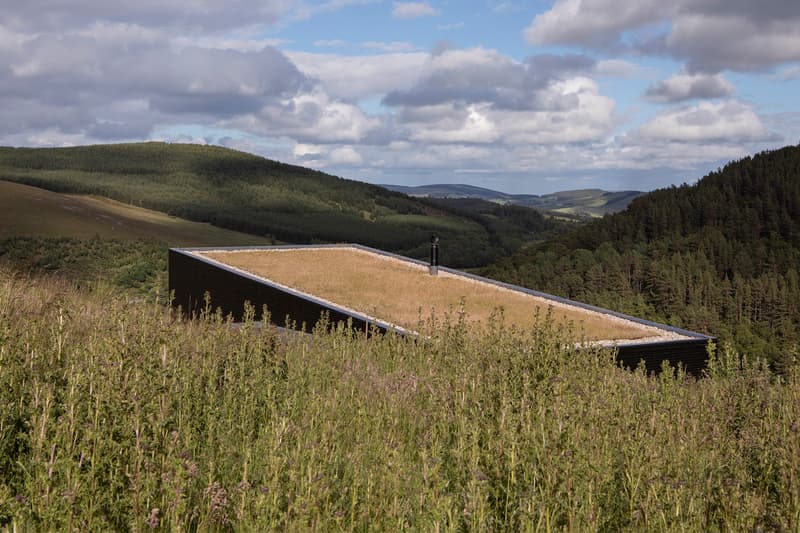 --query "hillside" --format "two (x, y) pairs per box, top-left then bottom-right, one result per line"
(0, 180), (272, 246)
(2, 267), (799, 530)
(382, 183), (644, 218)
(0, 143), (561, 267)
(0, 179), (275, 294)
(484, 144), (800, 367)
